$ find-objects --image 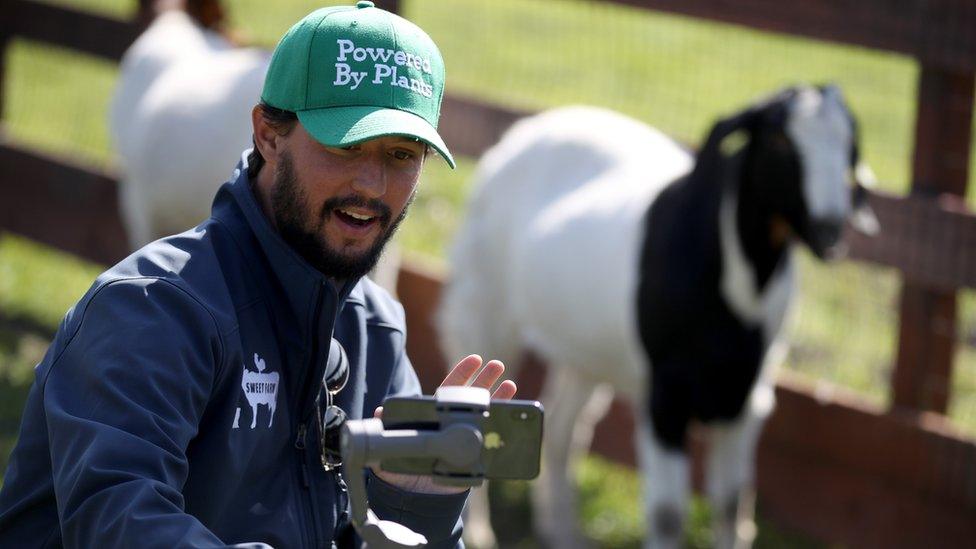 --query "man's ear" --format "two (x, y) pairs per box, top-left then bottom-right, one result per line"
(252, 105), (283, 168)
